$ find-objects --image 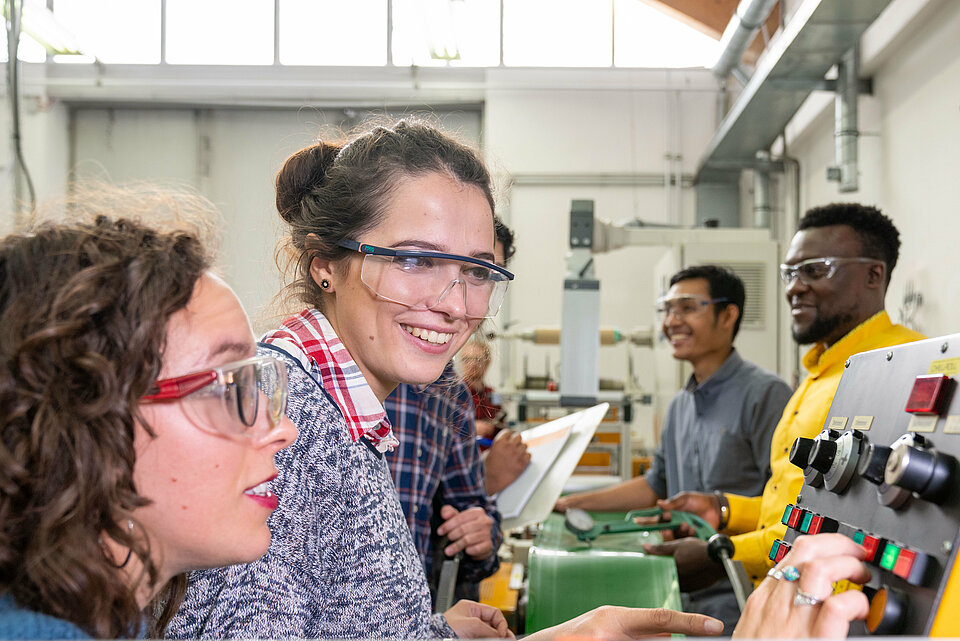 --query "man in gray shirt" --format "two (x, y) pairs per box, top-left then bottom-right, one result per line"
(555, 265), (791, 629)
